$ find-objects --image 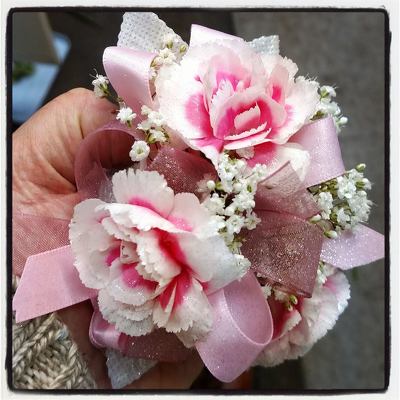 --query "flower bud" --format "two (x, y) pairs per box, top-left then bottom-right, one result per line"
(310, 214), (322, 223)
(206, 180), (216, 191)
(324, 230), (338, 239)
(356, 163), (366, 172)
